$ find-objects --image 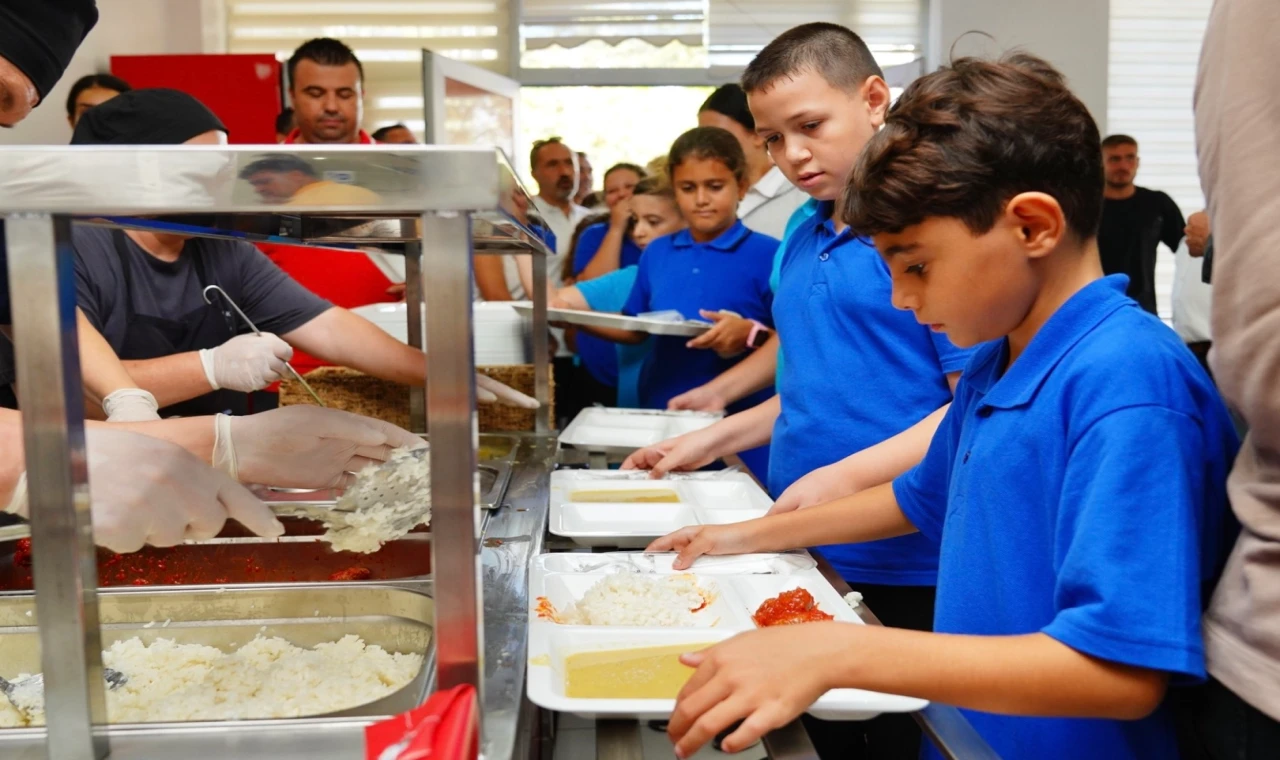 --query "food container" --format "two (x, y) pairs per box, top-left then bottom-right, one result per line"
(557, 408), (723, 456)
(525, 552), (928, 721)
(0, 583), (434, 726)
(548, 471), (771, 548)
